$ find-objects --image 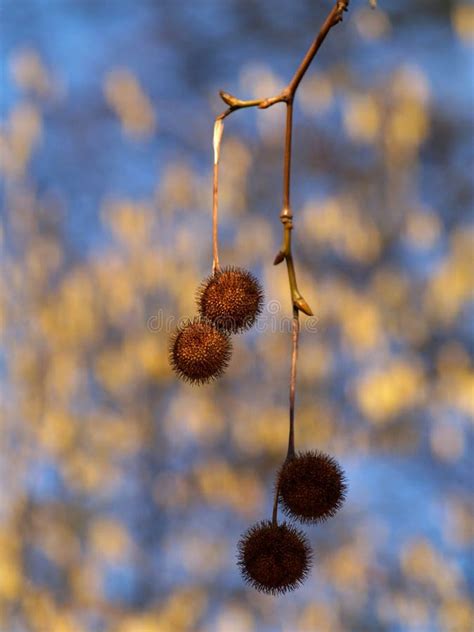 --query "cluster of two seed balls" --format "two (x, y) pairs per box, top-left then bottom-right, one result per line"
(169, 266), (264, 384)
(238, 451), (347, 594)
